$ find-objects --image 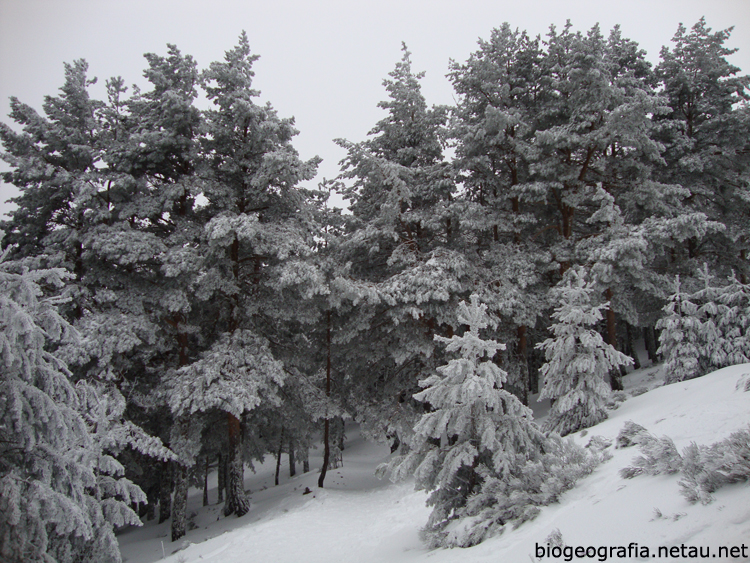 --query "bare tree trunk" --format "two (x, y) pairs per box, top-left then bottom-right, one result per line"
(644, 326), (658, 363)
(318, 311), (332, 488)
(517, 325), (529, 405)
(158, 461), (172, 524)
(217, 452), (225, 503)
(625, 323), (641, 369)
(203, 457), (209, 507)
(606, 289), (624, 391)
(288, 438), (296, 477)
(275, 428), (284, 486)
(224, 412), (249, 516)
(301, 446), (310, 474)
(171, 463), (188, 541)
